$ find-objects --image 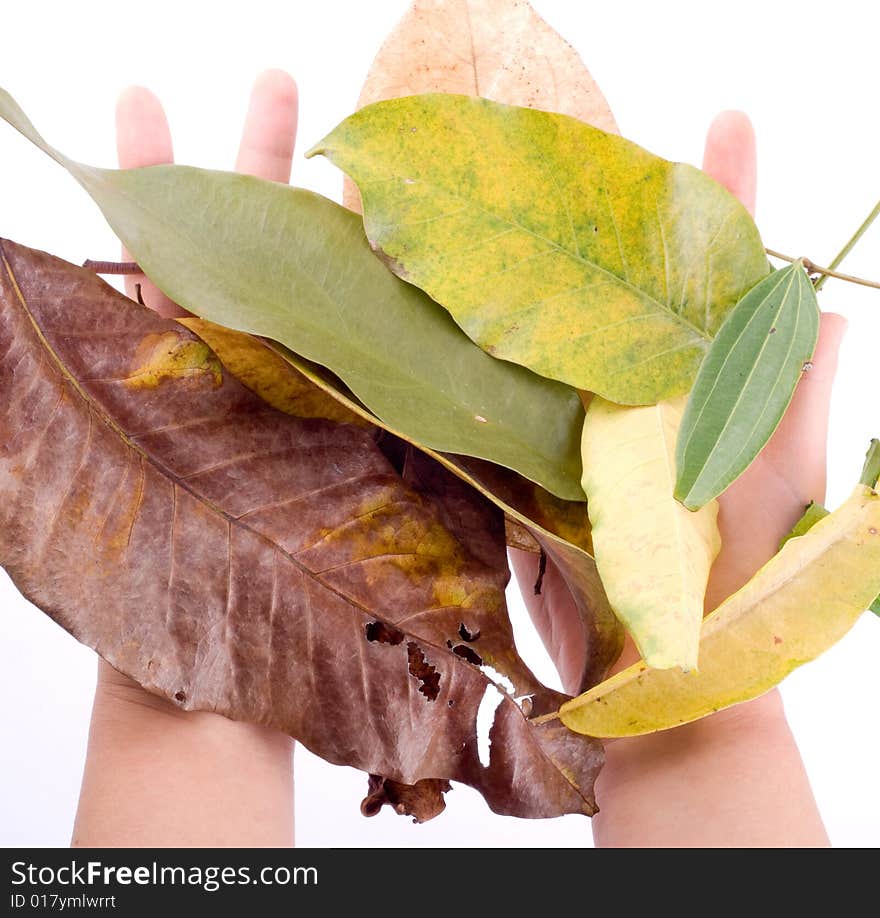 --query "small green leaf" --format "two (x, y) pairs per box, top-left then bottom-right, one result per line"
(0, 87), (585, 501)
(309, 93), (770, 405)
(779, 501), (830, 550)
(675, 263), (820, 510)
